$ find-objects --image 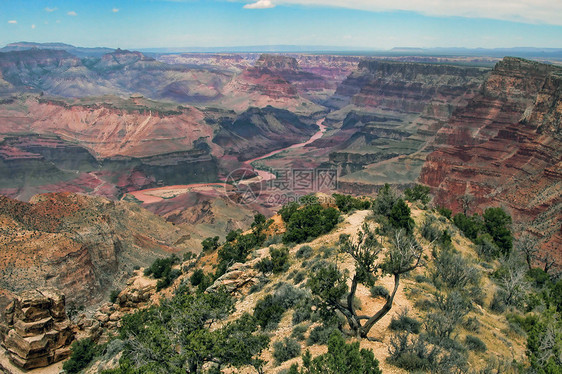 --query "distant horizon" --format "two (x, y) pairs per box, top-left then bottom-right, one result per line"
(2, 1), (562, 51)
(3, 41), (562, 56)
